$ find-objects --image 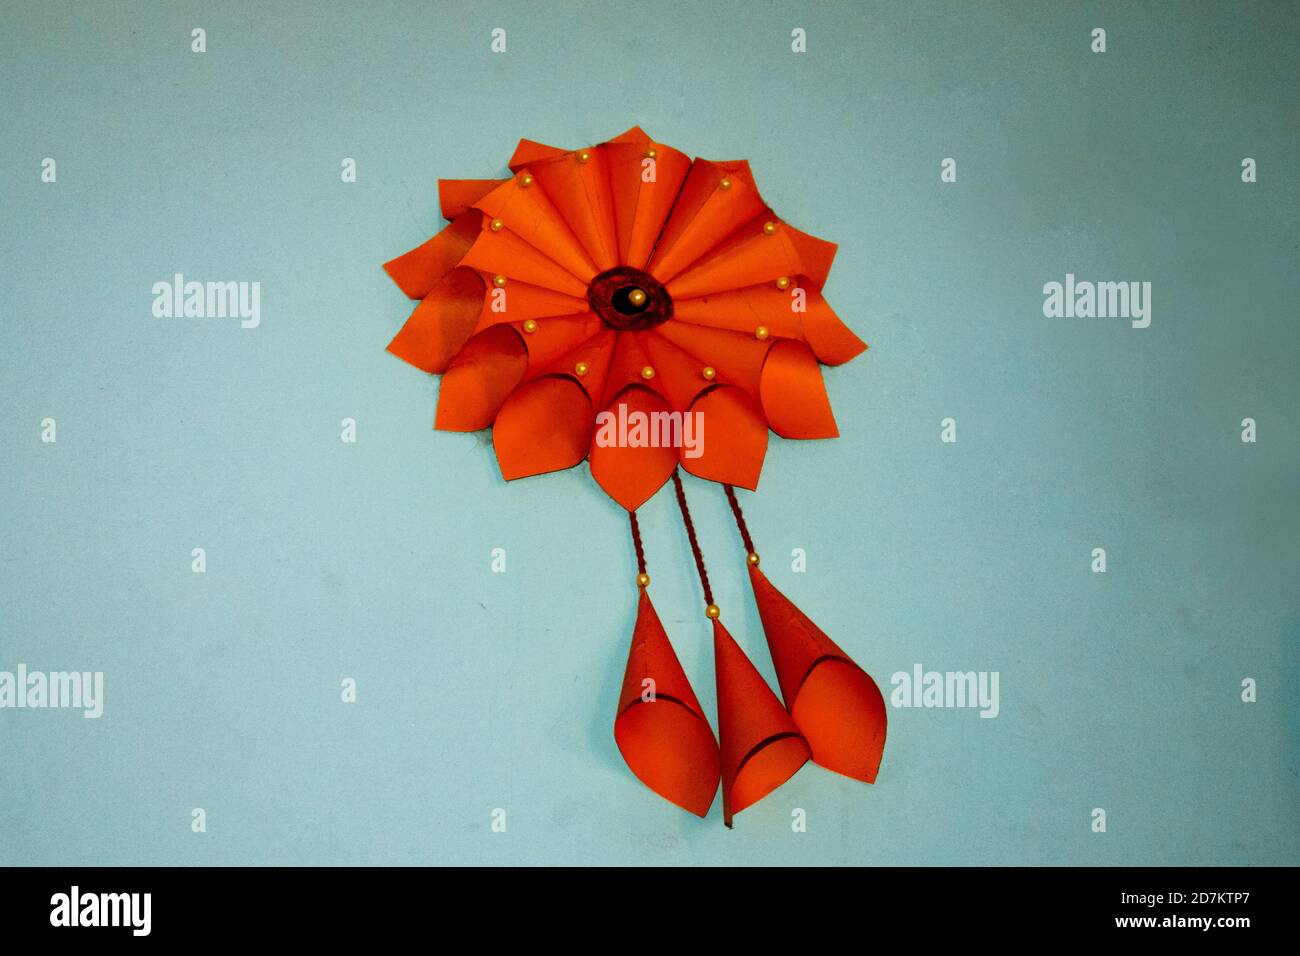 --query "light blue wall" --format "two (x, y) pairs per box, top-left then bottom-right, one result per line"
(1, 0), (1295, 865)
